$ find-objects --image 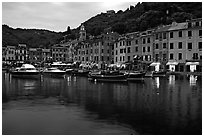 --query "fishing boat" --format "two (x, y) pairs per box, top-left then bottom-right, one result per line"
(127, 71), (146, 81)
(89, 71), (128, 82)
(65, 68), (74, 74)
(153, 71), (166, 77)
(72, 69), (90, 77)
(10, 64), (40, 79)
(42, 67), (66, 78)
